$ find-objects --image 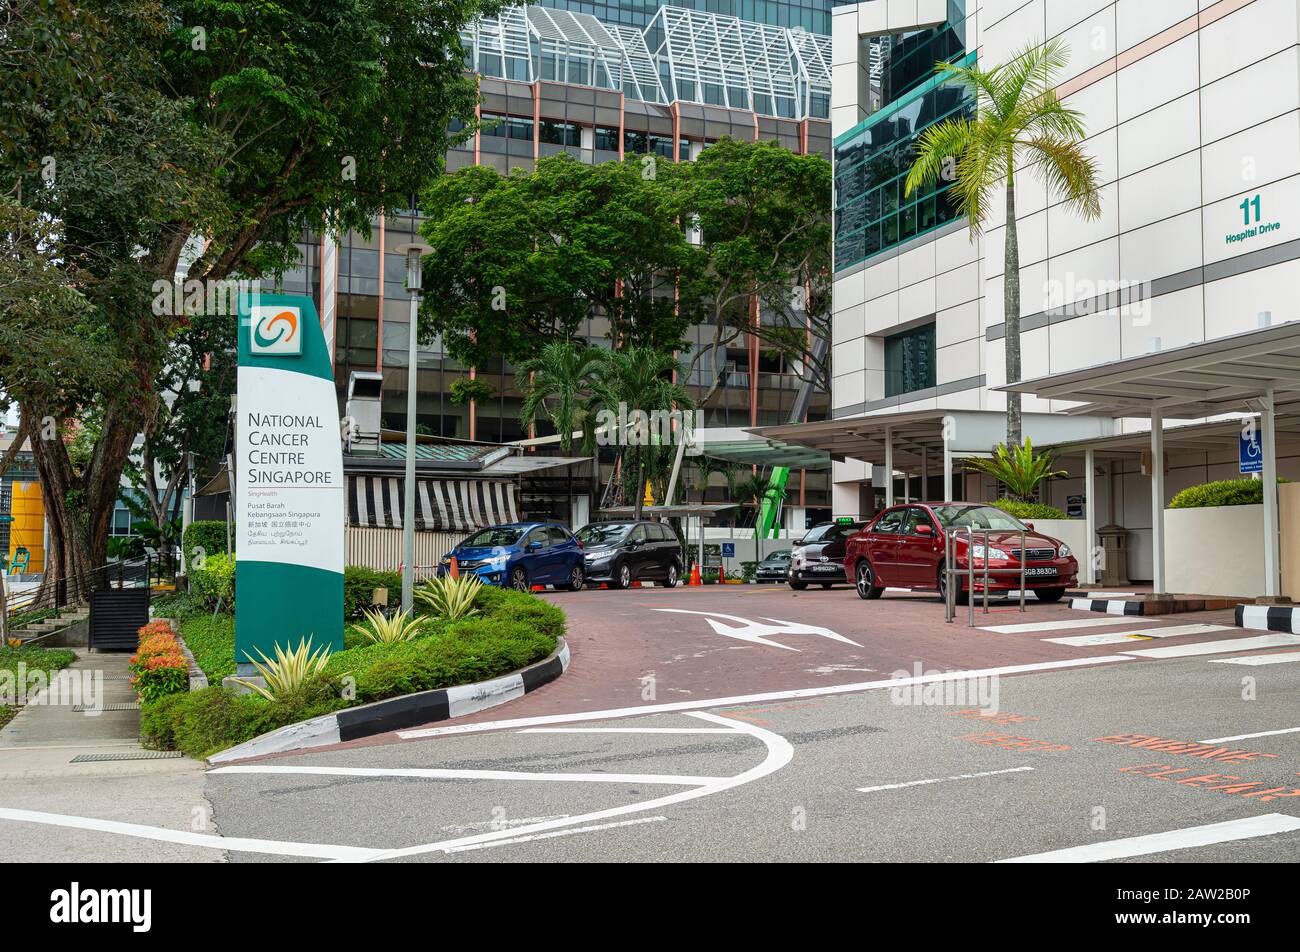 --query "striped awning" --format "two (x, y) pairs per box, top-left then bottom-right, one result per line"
(347, 477), (519, 532)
